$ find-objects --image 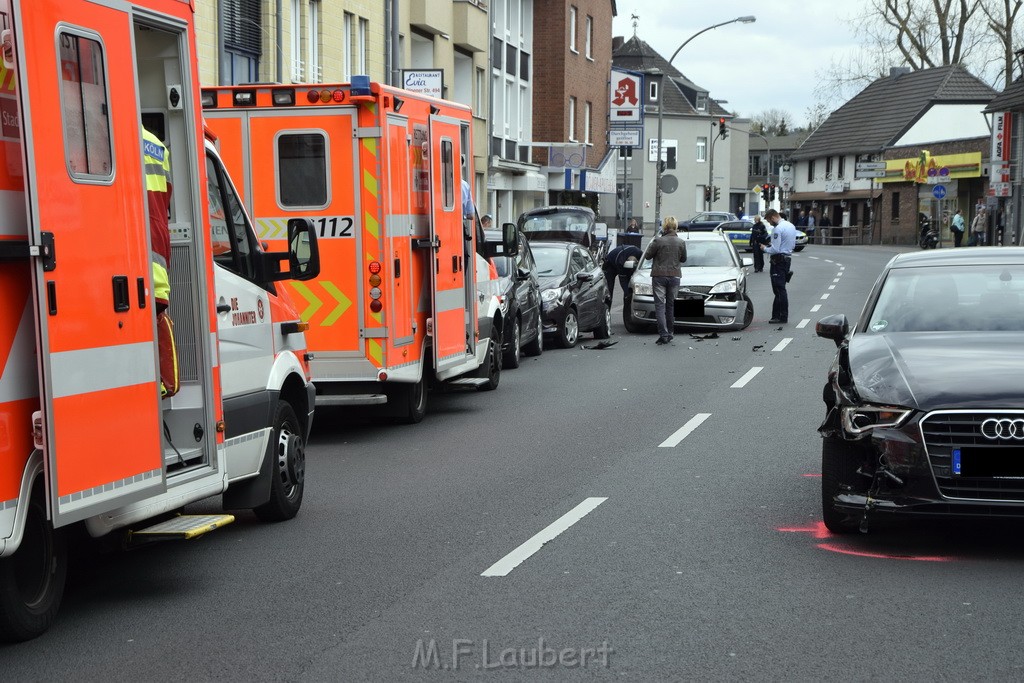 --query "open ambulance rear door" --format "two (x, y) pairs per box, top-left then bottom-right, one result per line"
(12, 0), (165, 526)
